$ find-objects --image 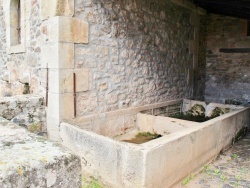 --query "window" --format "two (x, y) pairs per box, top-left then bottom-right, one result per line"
(4, 0), (26, 53)
(10, 0), (21, 45)
(17, 0), (21, 44)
